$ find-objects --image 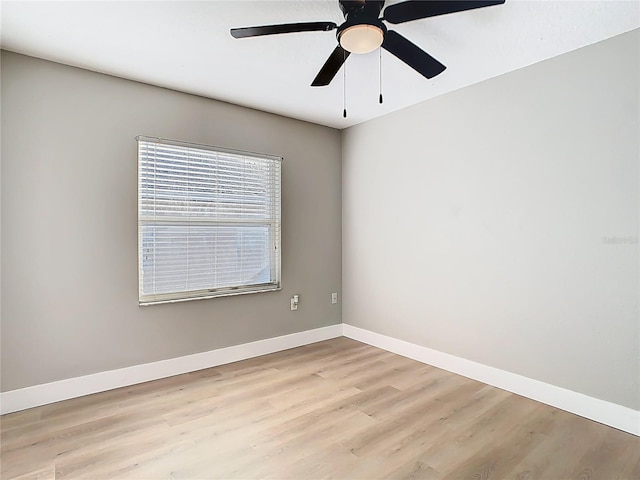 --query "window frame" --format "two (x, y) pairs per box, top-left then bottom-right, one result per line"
(136, 135), (282, 306)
